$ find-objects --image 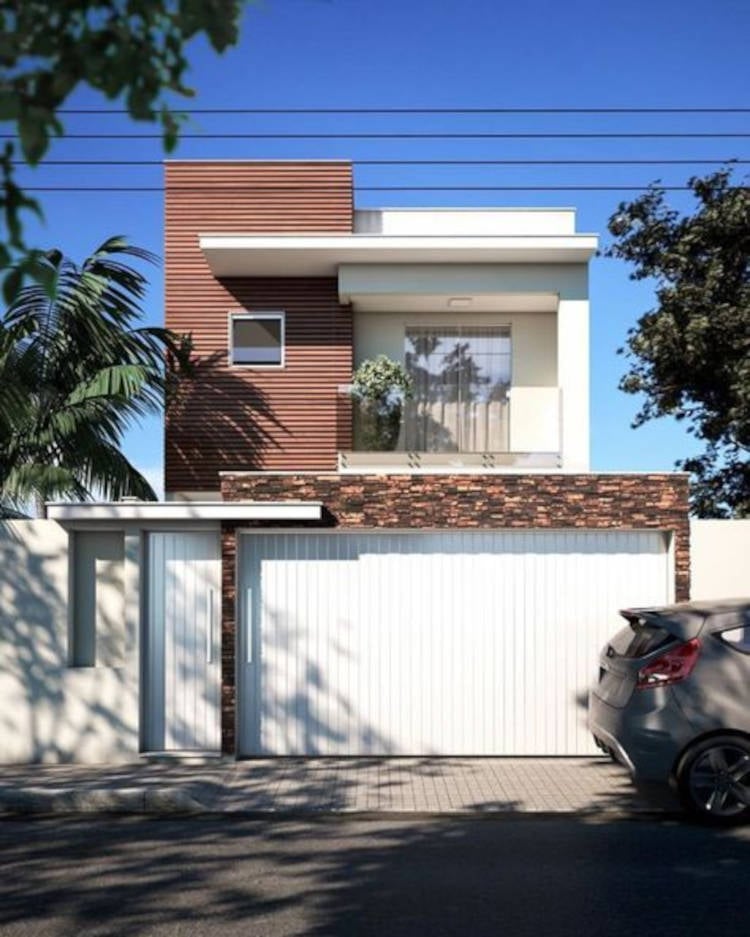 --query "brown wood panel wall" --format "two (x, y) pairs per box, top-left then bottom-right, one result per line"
(164, 162), (354, 492)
